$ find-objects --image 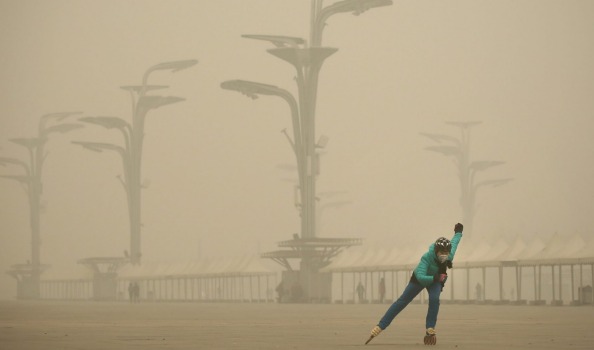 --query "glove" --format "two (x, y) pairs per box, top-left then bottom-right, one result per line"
(454, 223), (463, 233)
(434, 273), (447, 283)
(434, 273), (448, 291)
